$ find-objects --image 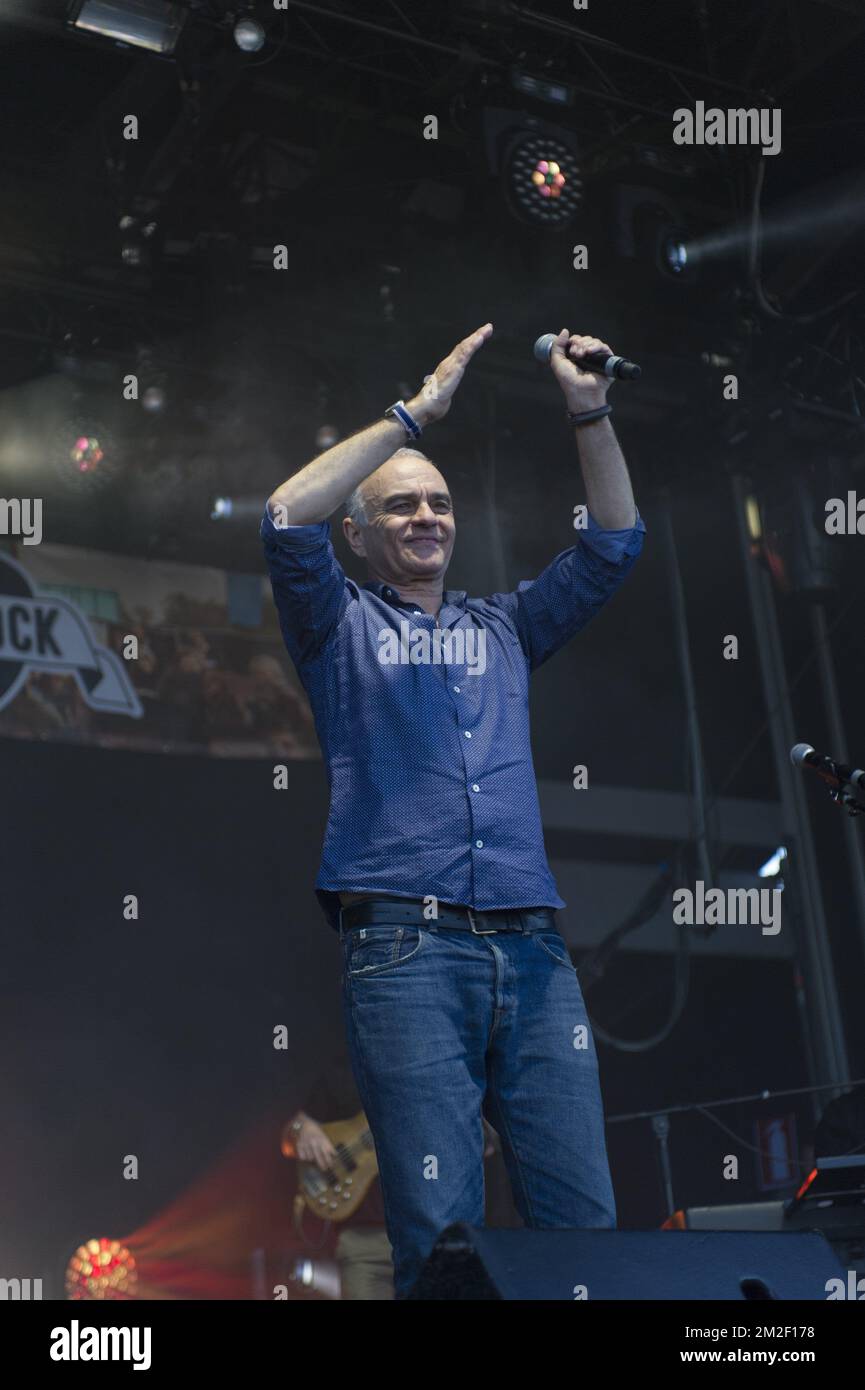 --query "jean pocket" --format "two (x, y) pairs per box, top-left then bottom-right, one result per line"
(345, 924), (424, 977)
(533, 930), (575, 970)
